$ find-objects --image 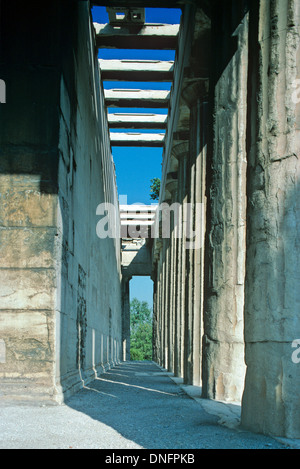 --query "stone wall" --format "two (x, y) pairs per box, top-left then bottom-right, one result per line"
(0, 0), (122, 403)
(0, 0), (62, 402)
(55, 1), (122, 401)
